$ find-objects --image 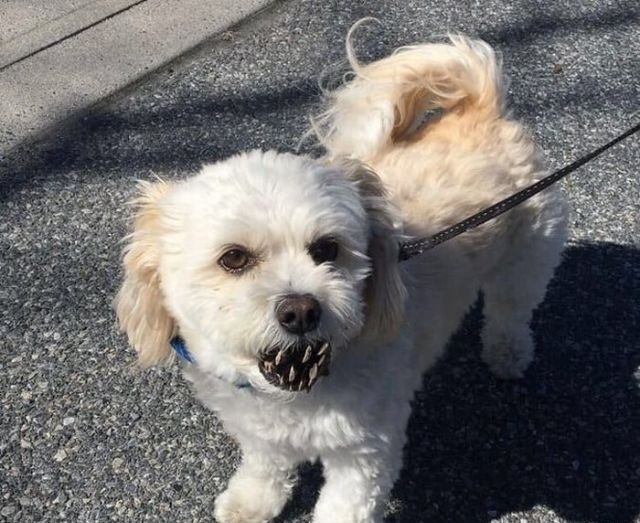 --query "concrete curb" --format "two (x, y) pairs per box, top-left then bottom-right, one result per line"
(0, 0), (149, 70)
(0, 0), (273, 155)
